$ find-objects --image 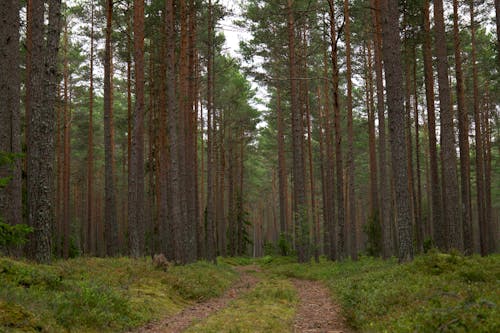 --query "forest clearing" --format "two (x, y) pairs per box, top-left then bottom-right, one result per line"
(1, 0), (499, 331)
